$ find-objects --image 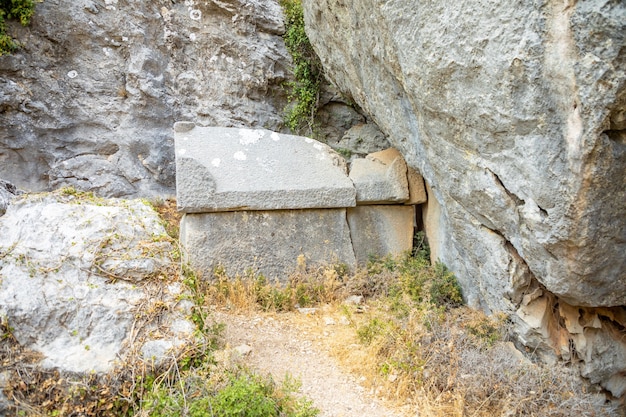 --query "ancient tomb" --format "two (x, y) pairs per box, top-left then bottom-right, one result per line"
(175, 123), (426, 279)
